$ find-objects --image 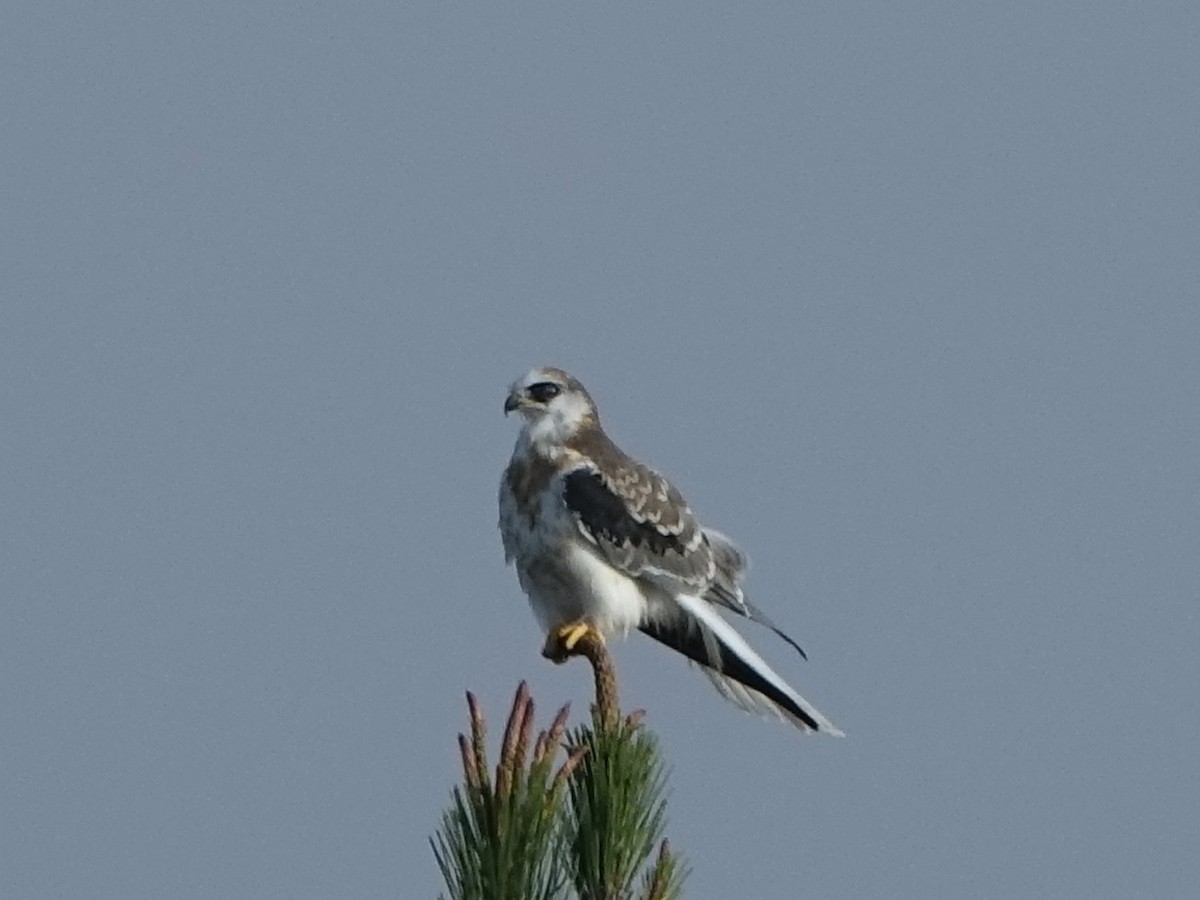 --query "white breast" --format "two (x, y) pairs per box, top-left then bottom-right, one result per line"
(500, 468), (647, 638)
(554, 537), (647, 636)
